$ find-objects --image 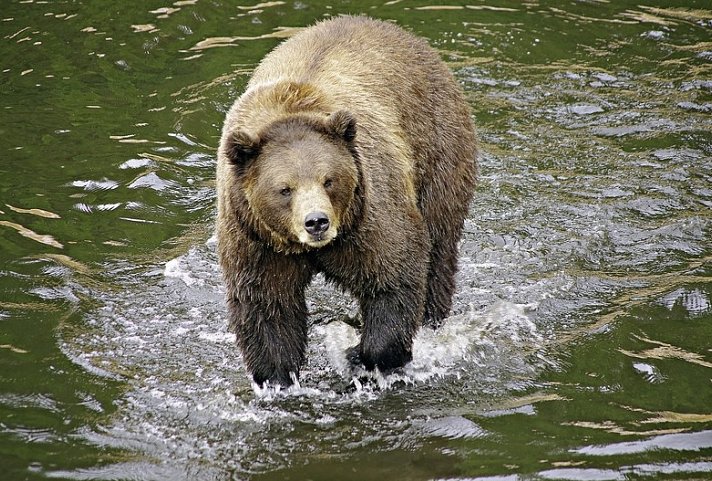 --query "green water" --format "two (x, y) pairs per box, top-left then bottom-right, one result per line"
(1, 1), (711, 480)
